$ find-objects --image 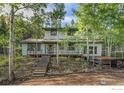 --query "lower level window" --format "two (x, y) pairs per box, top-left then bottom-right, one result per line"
(28, 44), (41, 51)
(89, 46), (97, 54)
(83, 46), (97, 54)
